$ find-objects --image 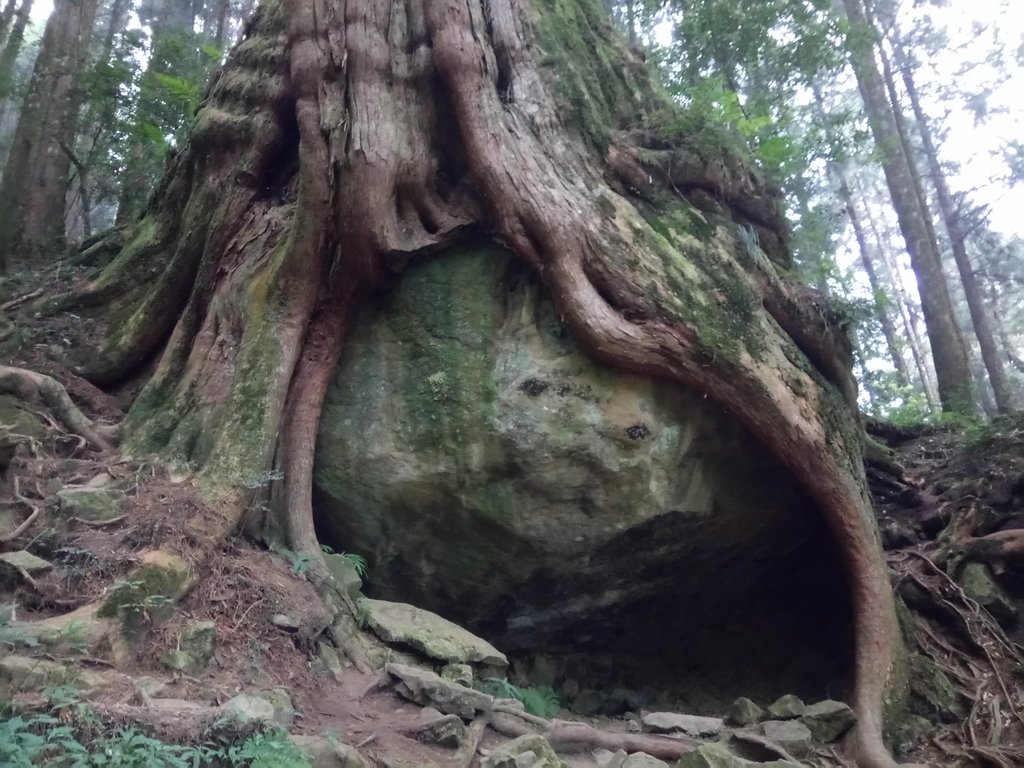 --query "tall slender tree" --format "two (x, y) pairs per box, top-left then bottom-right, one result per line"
(0, 0), (99, 271)
(887, 30), (1015, 412)
(838, 0), (975, 414)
